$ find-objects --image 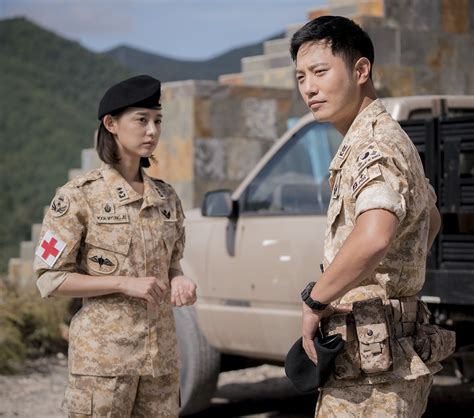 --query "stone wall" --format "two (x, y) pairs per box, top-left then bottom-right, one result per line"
(147, 80), (293, 209)
(220, 0), (474, 114)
